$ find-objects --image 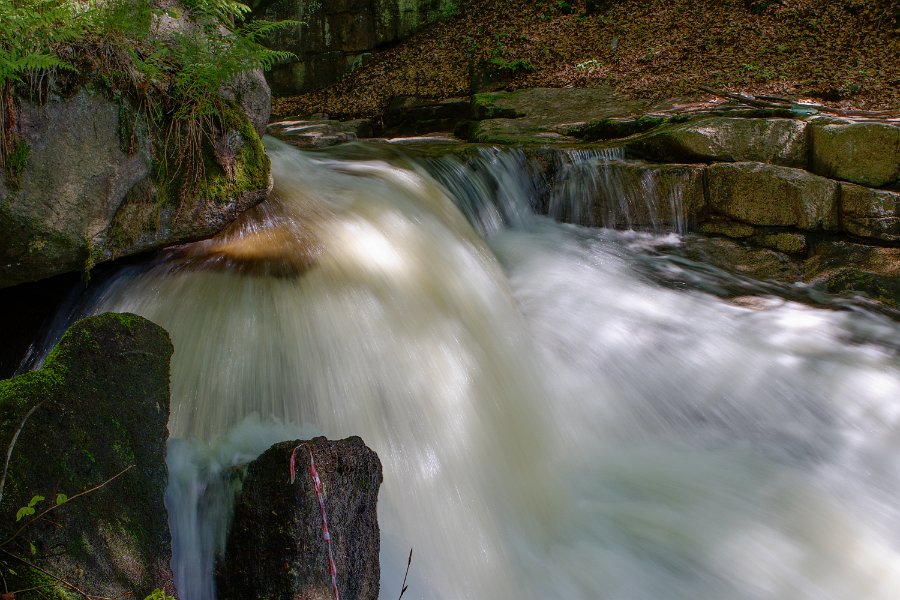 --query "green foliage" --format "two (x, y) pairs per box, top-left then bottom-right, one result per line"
(144, 589), (176, 600)
(15, 494), (44, 521)
(0, 0), (80, 87)
(487, 34), (534, 74)
(0, 0), (294, 196)
(488, 57), (534, 73)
